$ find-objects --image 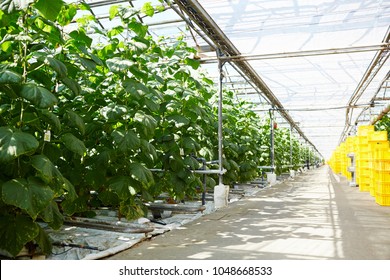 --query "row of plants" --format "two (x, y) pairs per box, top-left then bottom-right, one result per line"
(0, 0), (318, 257)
